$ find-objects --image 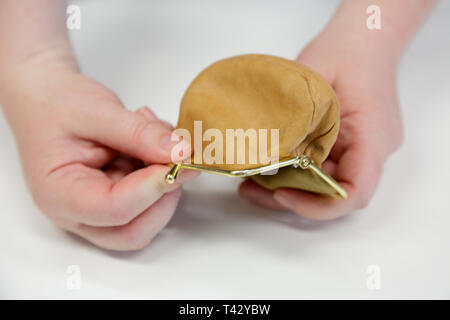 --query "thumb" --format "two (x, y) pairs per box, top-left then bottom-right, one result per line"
(77, 105), (190, 164)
